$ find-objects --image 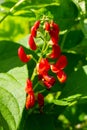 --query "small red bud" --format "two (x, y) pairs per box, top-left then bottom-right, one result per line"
(34, 20), (40, 30)
(44, 21), (50, 32)
(25, 92), (35, 109)
(25, 79), (33, 94)
(37, 93), (44, 108)
(18, 46), (30, 63)
(28, 34), (37, 50)
(31, 26), (37, 37)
